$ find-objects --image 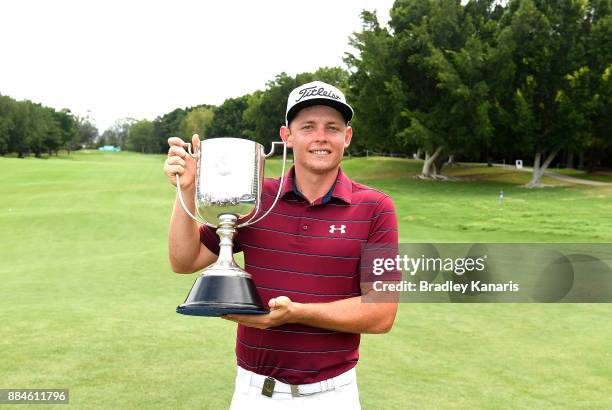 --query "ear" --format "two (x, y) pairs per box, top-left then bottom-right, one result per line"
(343, 126), (353, 149)
(279, 126), (293, 148)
